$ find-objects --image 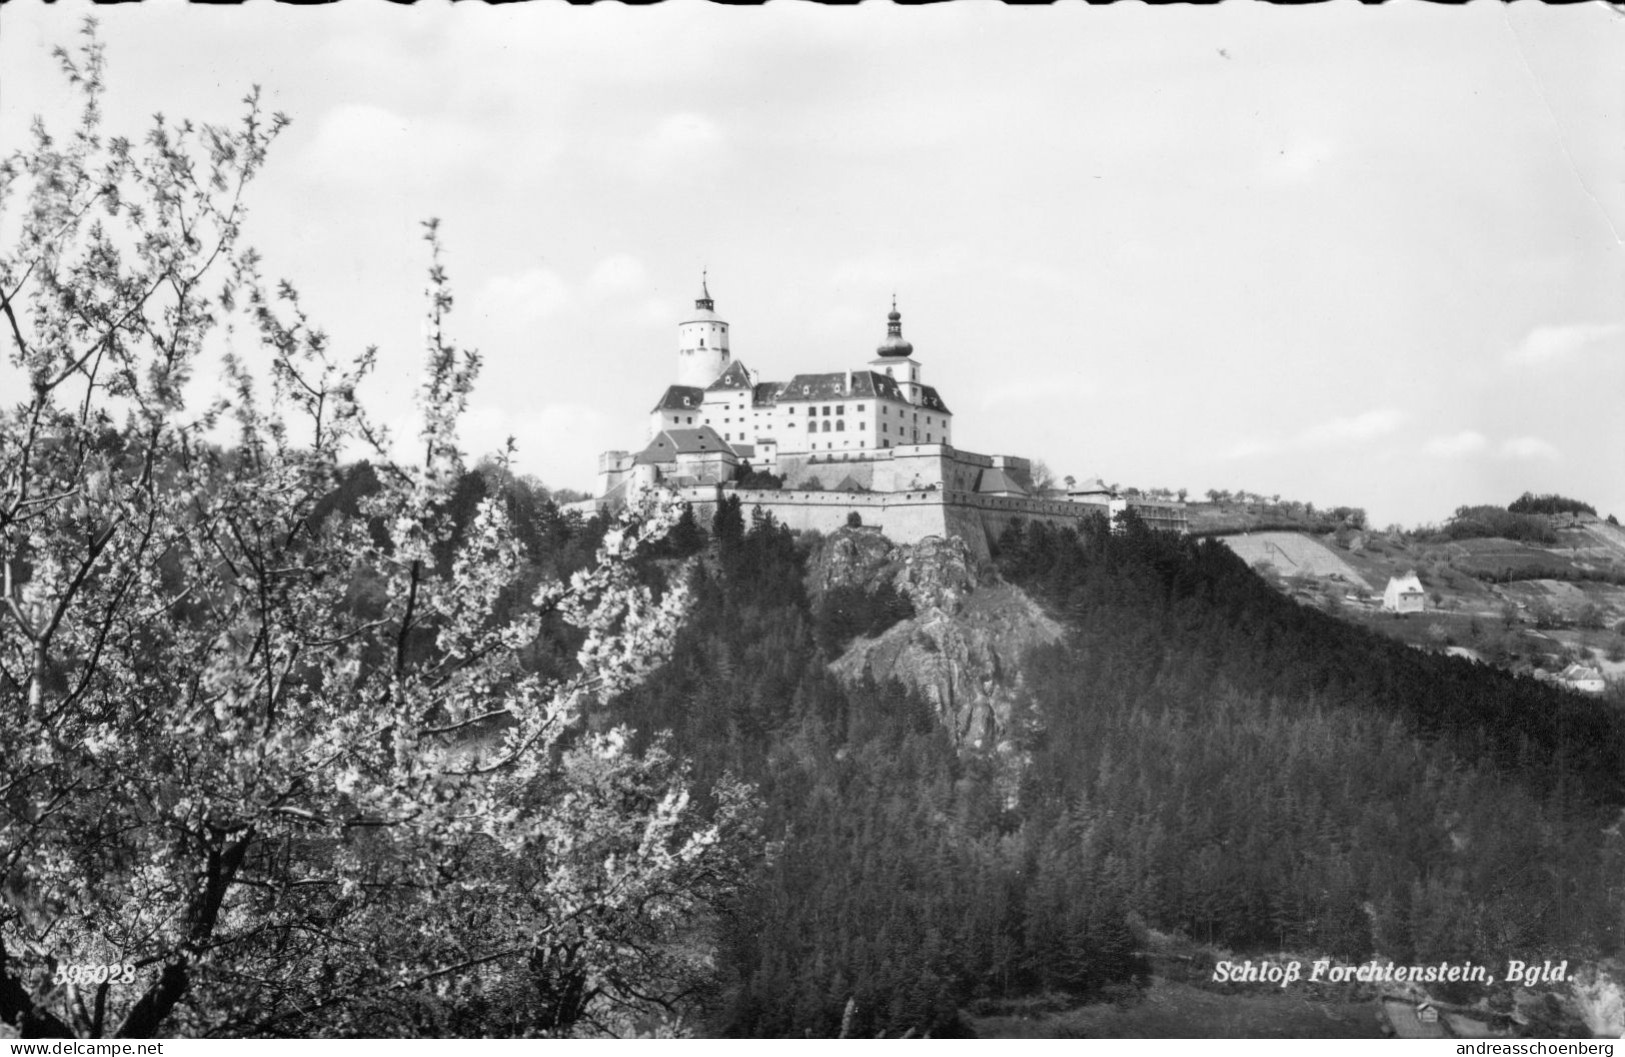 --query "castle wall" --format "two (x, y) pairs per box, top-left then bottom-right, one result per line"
(769, 444), (1006, 495)
(662, 483), (1121, 560)
(775, 456), (880, 491)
